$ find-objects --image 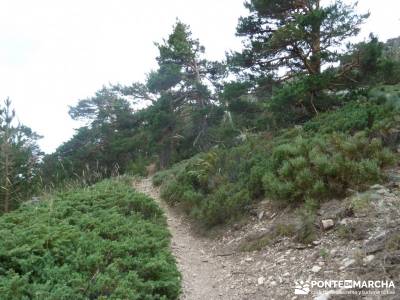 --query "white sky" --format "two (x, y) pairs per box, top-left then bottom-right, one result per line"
(0, 0), (399, 153)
